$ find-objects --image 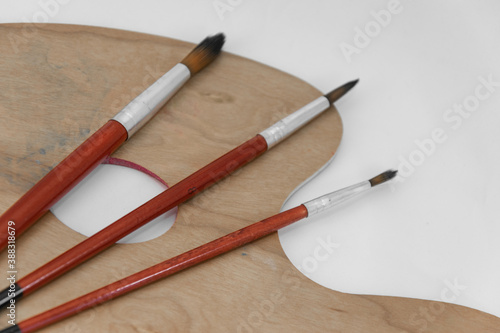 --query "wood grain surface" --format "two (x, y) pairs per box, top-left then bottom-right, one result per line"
(0, 119), (127, 250)
(0, 24), (498, 332)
